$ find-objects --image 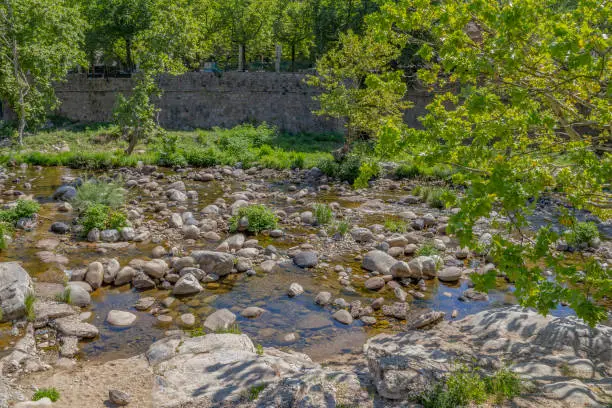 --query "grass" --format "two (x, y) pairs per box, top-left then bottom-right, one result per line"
(384, 218), (407, 233)
(0, 222), (13, 250)
(229, 205), (278, 234)
(32, 388), (60, 402)
(189, 327), (206, 337)
(72, 179), (126, 211)
(313, 203), (333, 225)
(419, 365), (521, 408)
(566, 221), (599, 247)
(24, 293), (36, 322)
(255, 343), (264, 356)
(248, 384), (267, 401)
(214, 323), (242, 334)
(416, 242), (439, 257)
(0, 306), (3, 321)
(55, 287), (71, 304)
(395, 163), (423, 179)
(413, 186), (455, 209)
(328, 220), (350, 237)
(0, 199), (41, 224)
